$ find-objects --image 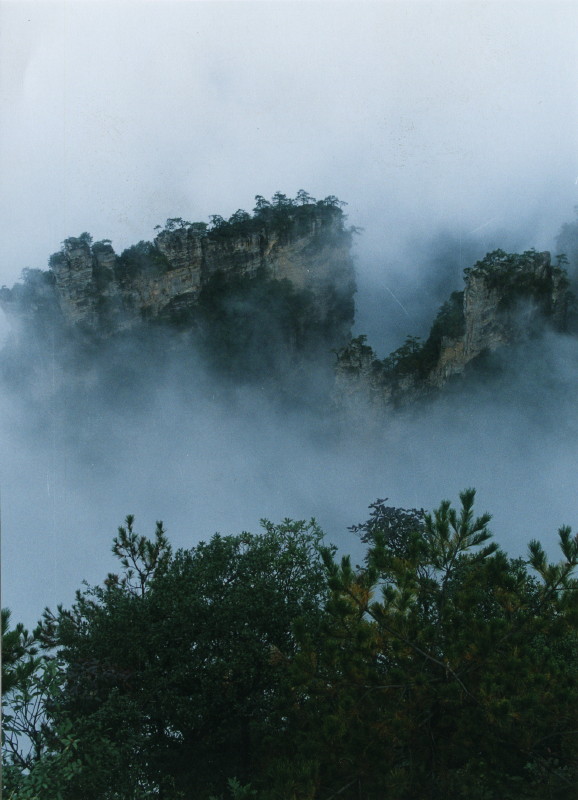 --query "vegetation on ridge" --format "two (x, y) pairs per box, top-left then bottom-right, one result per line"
(0, 191), (356, 400)
(33, 191), (352, 288)
(465, 248), (570, 314)
(3, 203), (578, 414)
(337, 247), (575, 398)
